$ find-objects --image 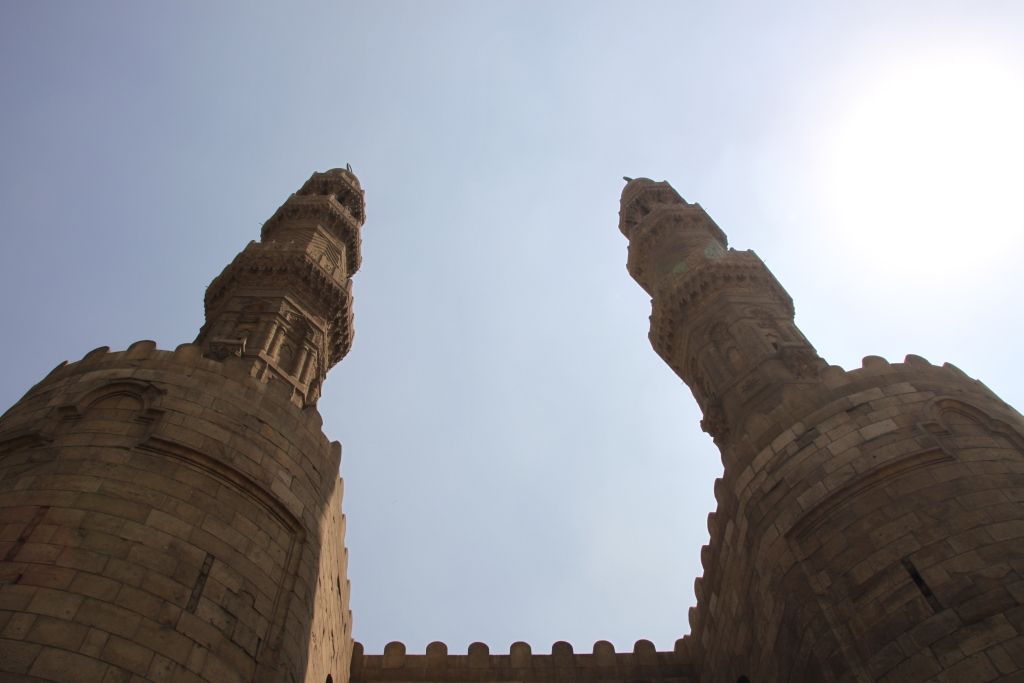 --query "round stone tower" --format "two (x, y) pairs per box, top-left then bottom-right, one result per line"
(620, 178), (1024, 682)
(0, 168), (364, 683)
